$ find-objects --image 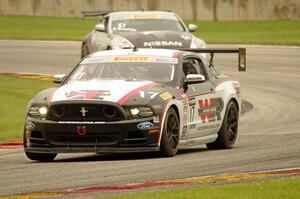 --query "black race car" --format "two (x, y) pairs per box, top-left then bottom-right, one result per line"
(24, 48), (246, 161)
(81, 10), (206, 58)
